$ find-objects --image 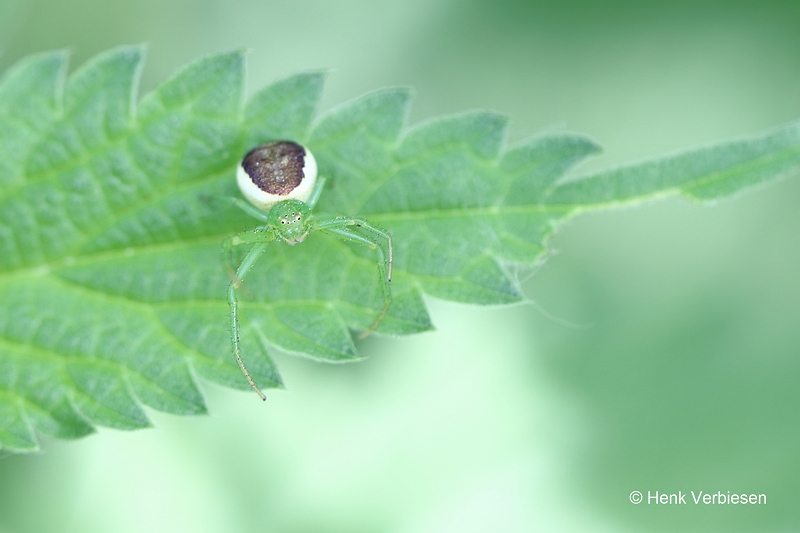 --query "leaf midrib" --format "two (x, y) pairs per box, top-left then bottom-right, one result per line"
(0, 201), (574, 284)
